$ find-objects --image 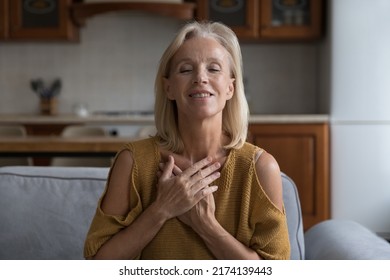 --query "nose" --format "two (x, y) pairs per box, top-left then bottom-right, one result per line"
(193, 67), (208, 84)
